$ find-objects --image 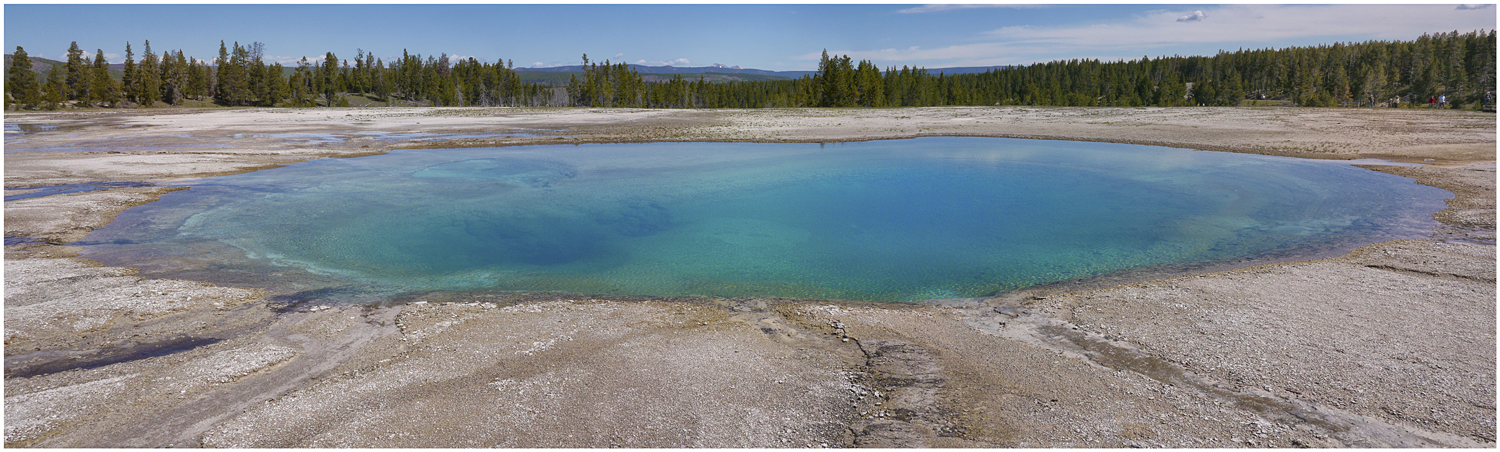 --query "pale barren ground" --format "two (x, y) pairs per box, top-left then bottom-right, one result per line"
(3, 106), (1495, 447)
